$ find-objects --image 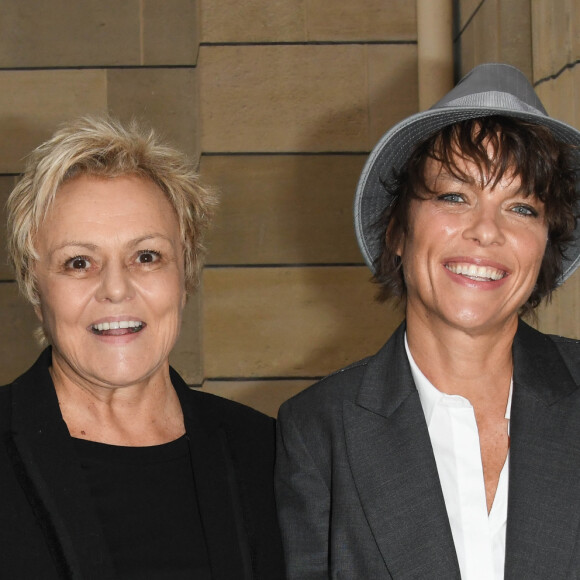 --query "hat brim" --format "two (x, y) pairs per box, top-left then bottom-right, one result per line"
(354, 106), (580, 284)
